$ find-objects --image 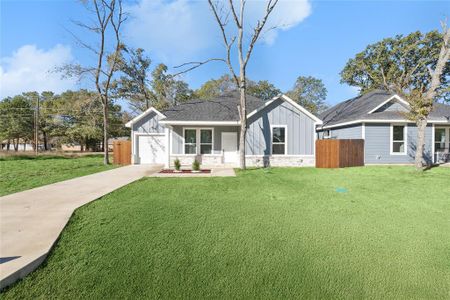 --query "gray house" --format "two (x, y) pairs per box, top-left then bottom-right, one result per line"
(317, 90), (450, 164)
(126, 92), (322, 168)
